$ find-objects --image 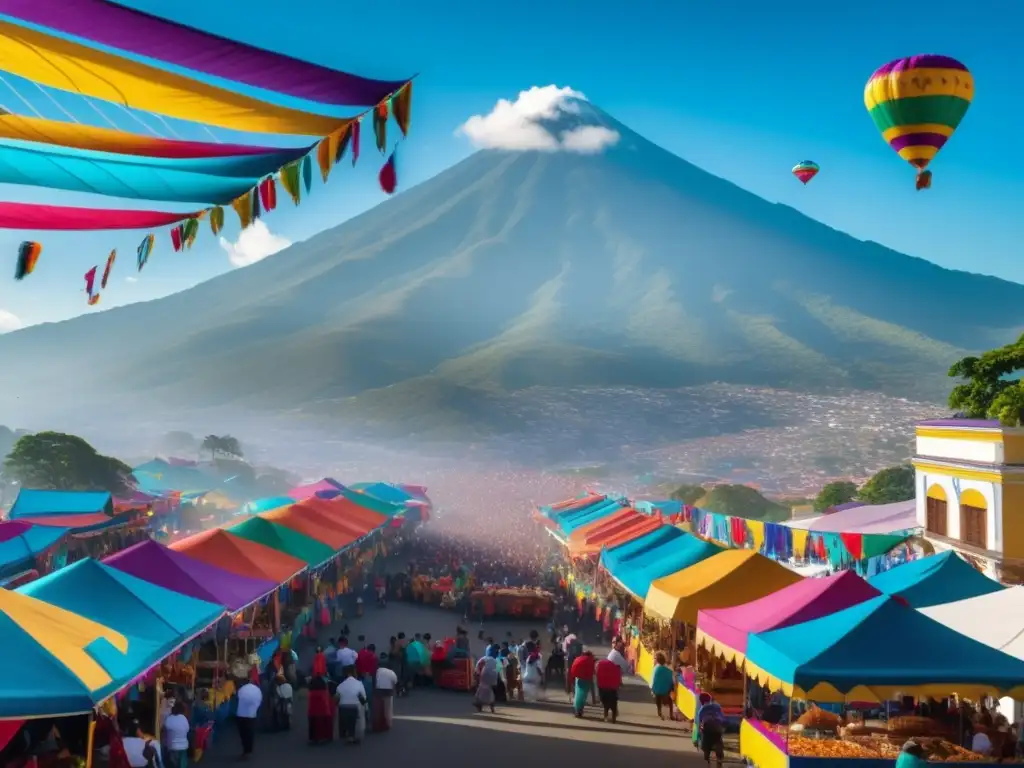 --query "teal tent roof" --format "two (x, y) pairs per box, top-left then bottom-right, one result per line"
(0, 522), (68, 574)
(602, 528), (724, 597)
(339, 486), (403, 517)
(868, 551), (1005, 608)
(242, 496), (295, 515)
(9, 490), (112, 519)
(350, 482), (414, 504)
(20, 558), (223, 649)
(132, 460), (215, 494)
(745, 595), (1024, 696)
(558, 498), (626, 534)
